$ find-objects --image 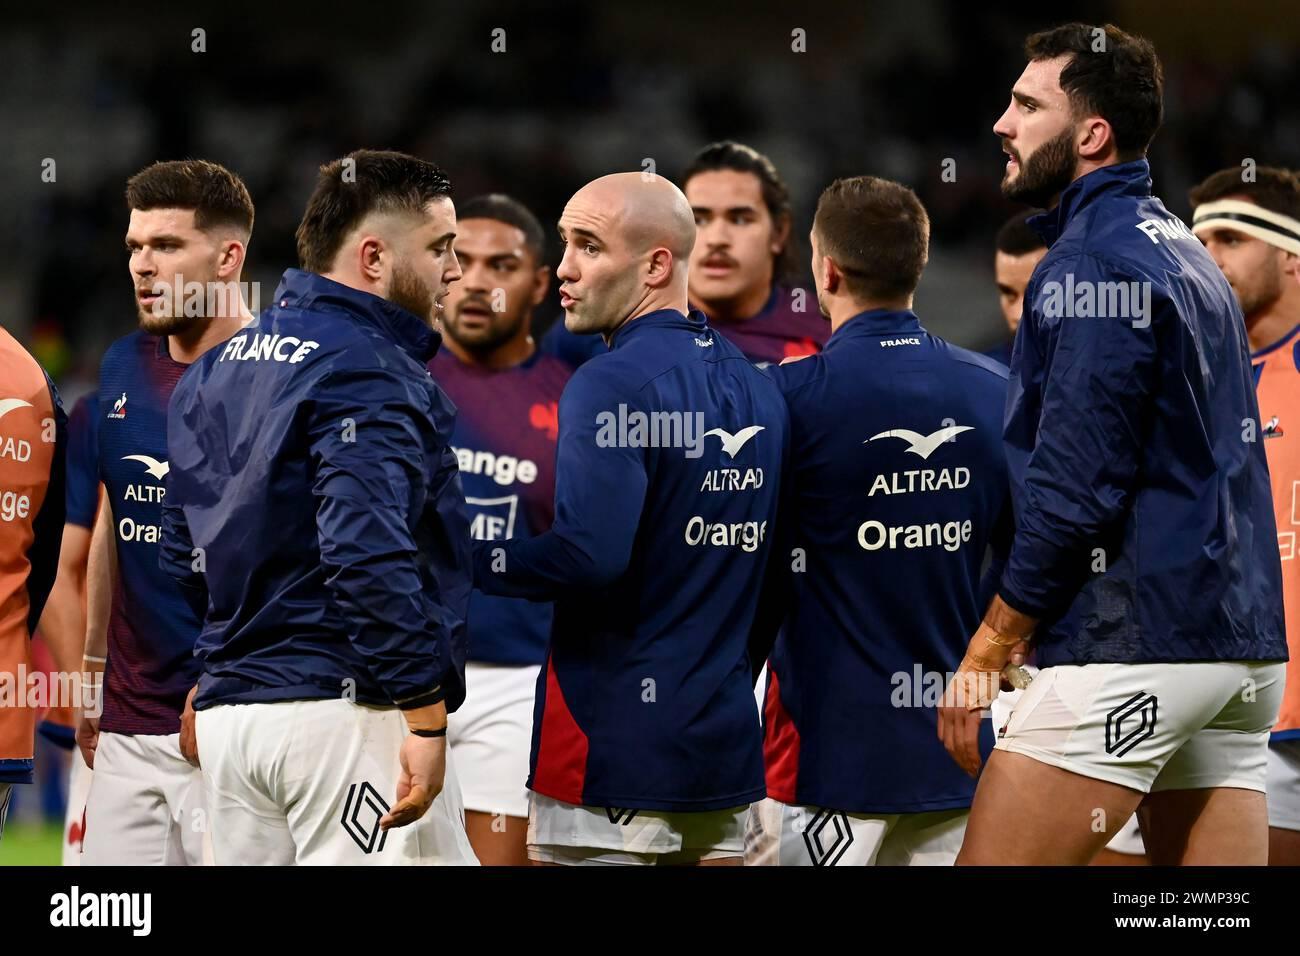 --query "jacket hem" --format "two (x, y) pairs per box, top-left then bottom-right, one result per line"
(530, 781), (765, 814)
